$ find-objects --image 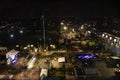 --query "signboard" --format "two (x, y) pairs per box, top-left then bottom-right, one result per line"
(58, 57), (65, 63)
